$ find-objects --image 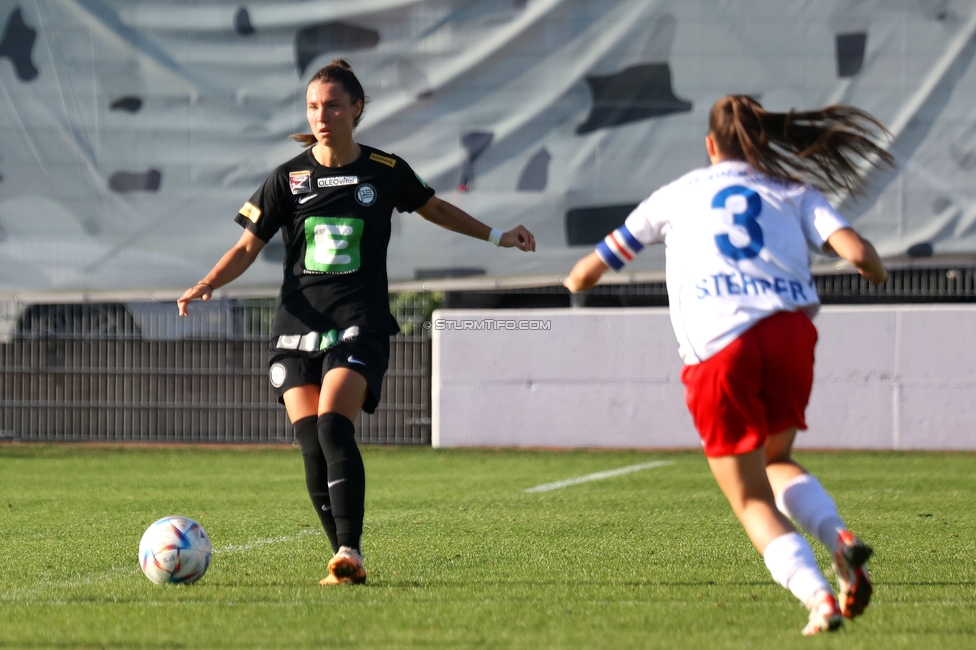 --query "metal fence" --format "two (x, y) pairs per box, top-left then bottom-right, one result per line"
(813, 266), (976, 303)
(440, 266), (976, 308)
(2, 267), (973, 445)
(0, 293), (439, 445)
